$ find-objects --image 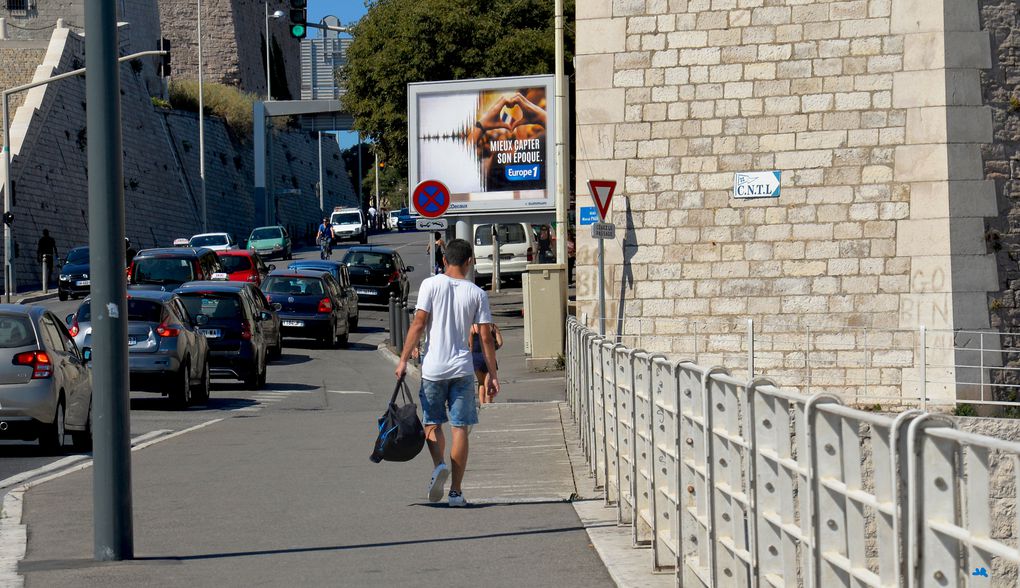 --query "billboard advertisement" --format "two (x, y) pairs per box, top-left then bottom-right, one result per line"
(407, 75), (556, 214)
